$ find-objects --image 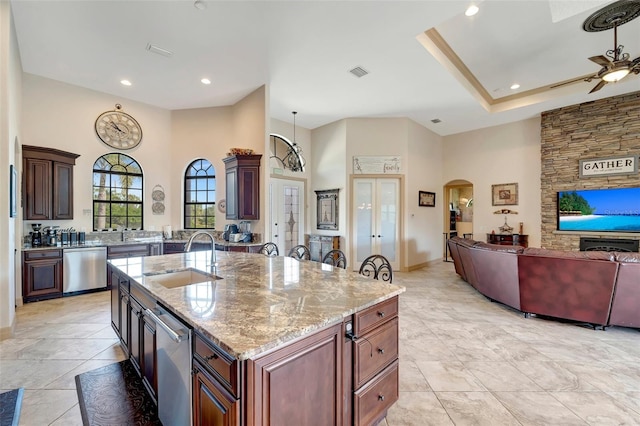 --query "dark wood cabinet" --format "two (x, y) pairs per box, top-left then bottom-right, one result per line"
(487, 233), (529, 248)
(110, 263), (158, 402)
(223, 154), (262, 220)
(247, 323), (343, 426)
(306, 234), (340, 262)
(192, 361), (240, 426)
(108, 242), (164, 260)
(23, 145), (79, 220)
(22, 249), (63, 302)
(349, 296), (399, 425)
(163, 241), (186, 254)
